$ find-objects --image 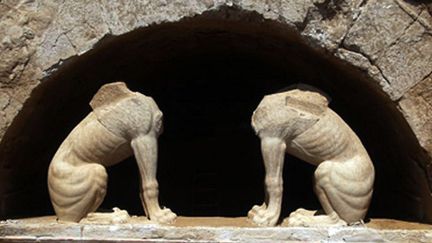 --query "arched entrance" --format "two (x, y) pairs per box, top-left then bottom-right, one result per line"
(0, 6), (431, 223)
